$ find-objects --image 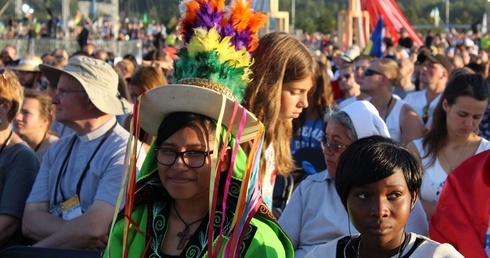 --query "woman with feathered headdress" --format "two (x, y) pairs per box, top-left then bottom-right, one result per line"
(103, 0), (293, 257)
